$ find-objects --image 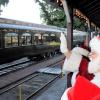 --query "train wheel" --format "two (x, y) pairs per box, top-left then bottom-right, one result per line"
(50, 52), (54, 57)
(45, 52), (50, 58)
